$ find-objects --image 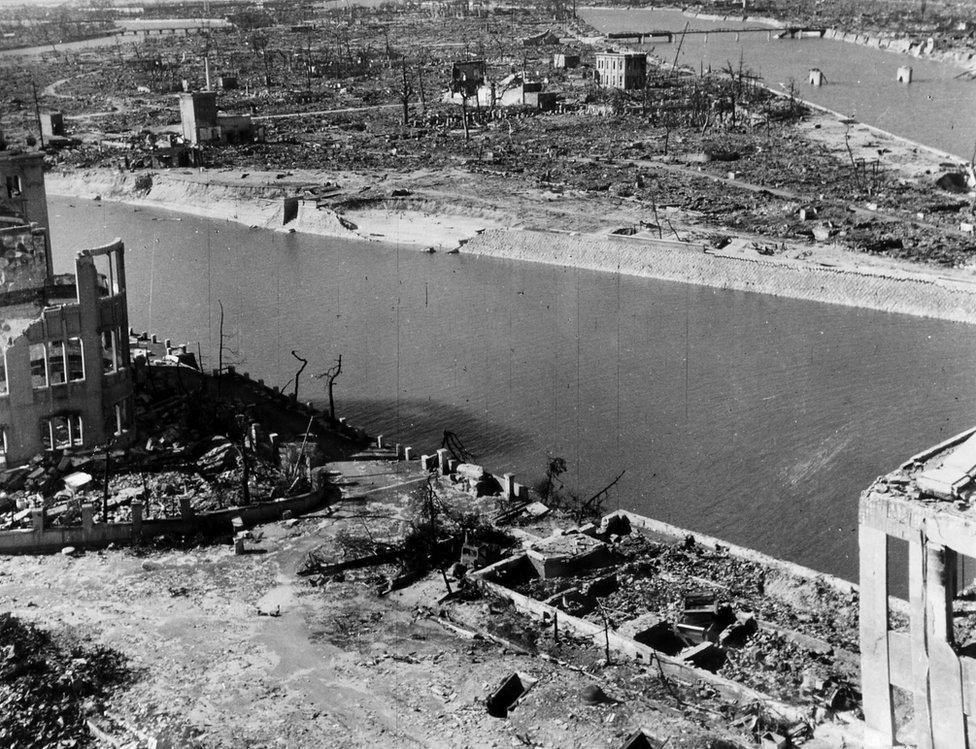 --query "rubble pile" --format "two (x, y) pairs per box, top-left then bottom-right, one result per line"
(0, 379), (316, 533)
(513, 530), (866, 712)
(0, 613), (129, 748)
